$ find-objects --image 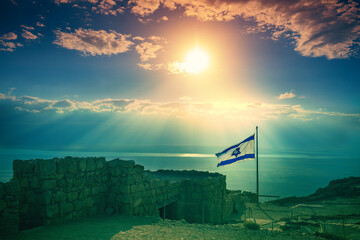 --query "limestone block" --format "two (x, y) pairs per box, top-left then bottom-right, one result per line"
(13, 160), (35, 175)
(43, 204), (59, 219)
(68, 192), (78, 202)
(85, 198), (95, 207)
(36, 159), (56, 177)
(57, 179), (67, 188)
(95, 158), (105, 169)
(54, 191), (67, 202)
(134, 164), (144, 173)
(117, 194), (131, 204)
(79, 158), (87, 171)
(41, 179), (56, 191)
(131, 185), (138, 193)
(119, 185), (130, 194)
(60, 202), (73, 215)
(101, 175), (108, 182)
(25, 191), (37, 204)
(110, 168), (122, 176)
(83, 188), (92, 197)
(118, 160), (135, 168)
(86, 158), (96, 171)
(99, 184), (107, 193)
(20, 178), (29, 188)
(30, 176), (40, 188)
(73, 179), (85, 188)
